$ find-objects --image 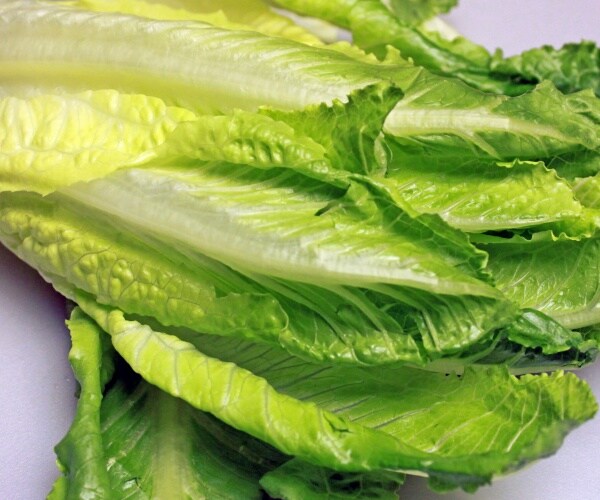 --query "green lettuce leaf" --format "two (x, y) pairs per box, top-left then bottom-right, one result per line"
(385, 81), (600, 163)
(50, 306), (411, 499)
(62, 165), (521, 359)
(50, 308), (114, 499)
(574, 173), (600, 209)
(158, 82), (402, 180)
(482, 235), (600, 329)
(73, 295), (598, 491)
(0, 90), (195, 194)
(0, 161), (517, 366)
(491, 41), (600, 97)
(51, 307), (286, 499)
(4, 1), (598, 171)
(260, 458), (405, 499)
(272, 0), (600, 97)
(383, 159), (585, 233)
(57, 167), (496, 295)
(59, 0), (325, 45)
(0, 190), (293, 341)
(387, 0), (458, 25)
(0, 1), (399, 112)
(270, 0), (492, 77)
